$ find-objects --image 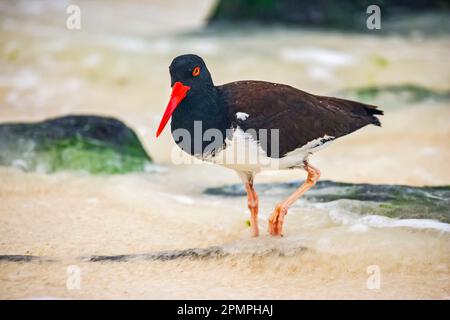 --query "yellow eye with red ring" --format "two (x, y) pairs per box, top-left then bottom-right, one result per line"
(192, 66), (200, 77)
